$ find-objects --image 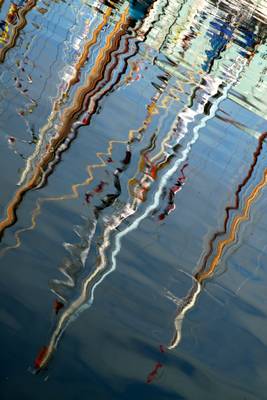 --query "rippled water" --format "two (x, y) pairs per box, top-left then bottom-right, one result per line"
(0, 0), (267, 398)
